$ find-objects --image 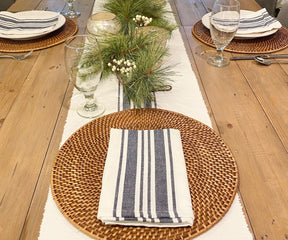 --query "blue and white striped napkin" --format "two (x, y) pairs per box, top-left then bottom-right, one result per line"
(97, 128), (194, 227)
(237, 8), (282, 34)
(0, 11), (59, 35)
